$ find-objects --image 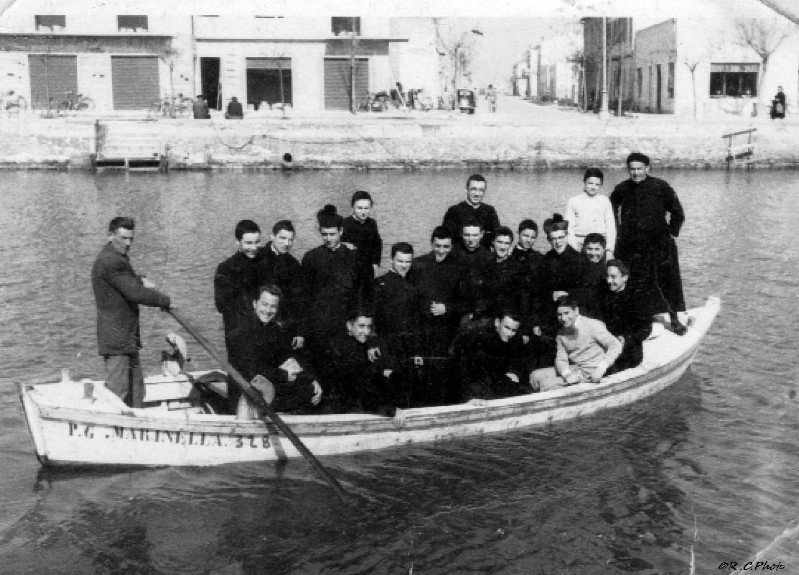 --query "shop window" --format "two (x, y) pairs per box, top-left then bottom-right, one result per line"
(709, 63), (758, 97)
(35, 15), (65, 31)
(332, 17), (360, 36)
(118, 15), (148, 32)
